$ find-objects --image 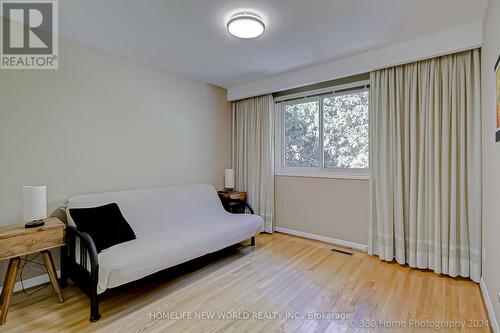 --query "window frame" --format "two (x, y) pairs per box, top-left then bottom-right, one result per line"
(275, 81), (370, 180)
